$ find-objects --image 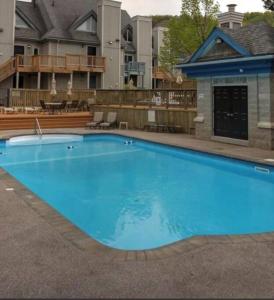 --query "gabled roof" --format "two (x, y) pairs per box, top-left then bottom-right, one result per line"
(222, 23), (274, 56)
(183, 23), (274, 65)
(15, 0), (134, 47)
(15, 1), (46, 41)
(69, 10), (97, 31)
(189, 27), (251, 63)
(37, 0), (99, 43)
(121, 10), (136, 54)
